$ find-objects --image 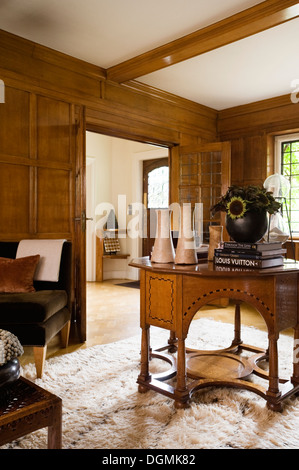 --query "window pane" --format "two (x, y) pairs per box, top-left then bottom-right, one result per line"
(291, 175), (299, 188)
(281, 139), (299, 234)
(291, 222), (299, 233)
(290, 189), (299, 202)
(291, 163), (299, 174)
(290, 199), (299, 210)
(283, 152), (291, 164)
(147, 166), (169, 209)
